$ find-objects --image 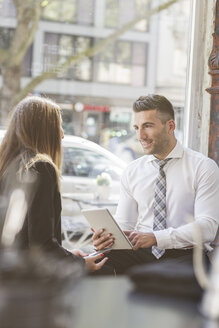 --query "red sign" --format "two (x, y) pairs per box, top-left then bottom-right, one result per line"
(83, 104), (110, 113)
